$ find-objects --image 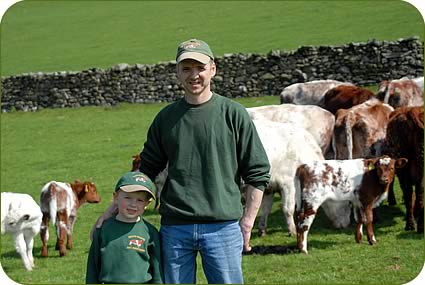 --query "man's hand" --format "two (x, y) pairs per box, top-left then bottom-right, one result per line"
(89, 203), (118, 240)
(239, 185), (263, 252)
